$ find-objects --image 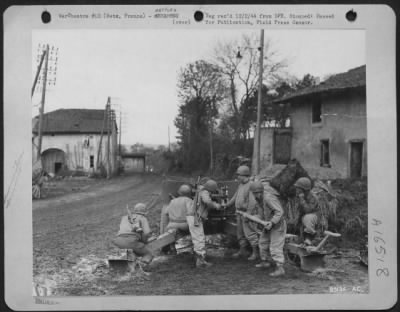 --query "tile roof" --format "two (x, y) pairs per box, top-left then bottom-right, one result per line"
(276, 65), (366, 103)
(32, 109), (115, 134)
